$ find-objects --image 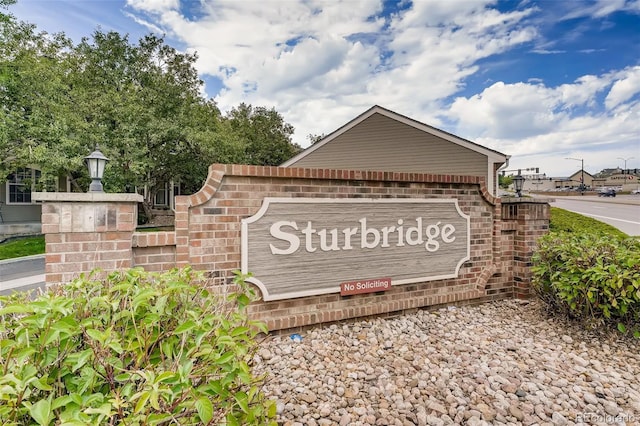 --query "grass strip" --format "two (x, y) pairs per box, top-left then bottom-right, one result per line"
(0, 236), (45, 260)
